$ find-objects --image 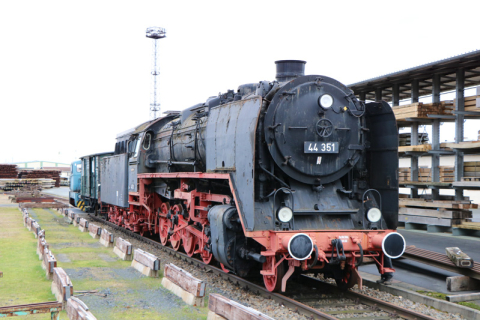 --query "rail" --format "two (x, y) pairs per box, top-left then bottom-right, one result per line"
(0, 301), (62, 318)
(403, 245), (480, 280)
